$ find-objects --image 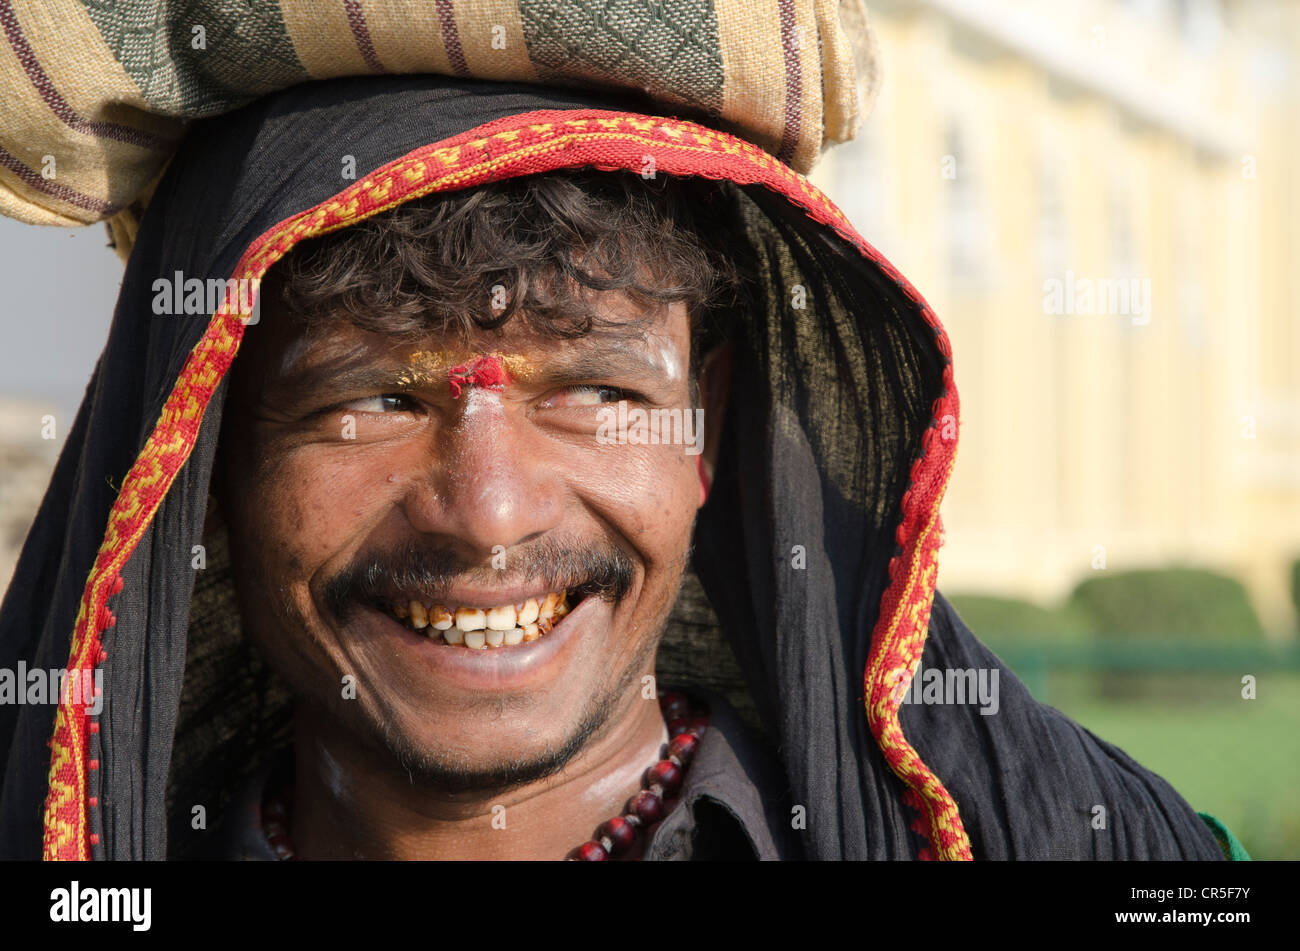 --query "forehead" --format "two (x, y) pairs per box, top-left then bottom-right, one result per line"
(247, 281), (691, 383)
